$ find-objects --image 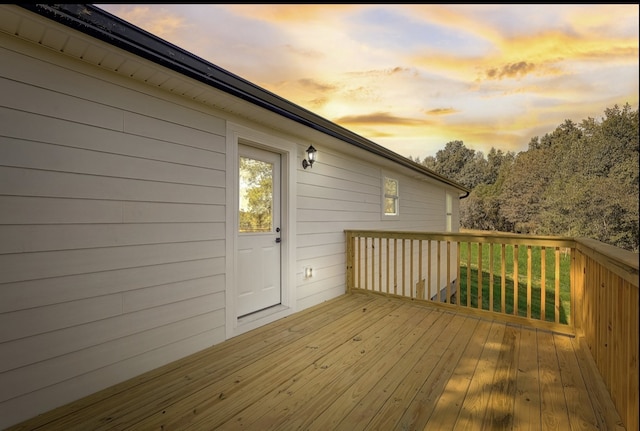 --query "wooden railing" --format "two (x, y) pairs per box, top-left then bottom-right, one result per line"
(345, 230), (638, 431)
(345, 230), (576, 333)
(573, 237), (639, 431)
